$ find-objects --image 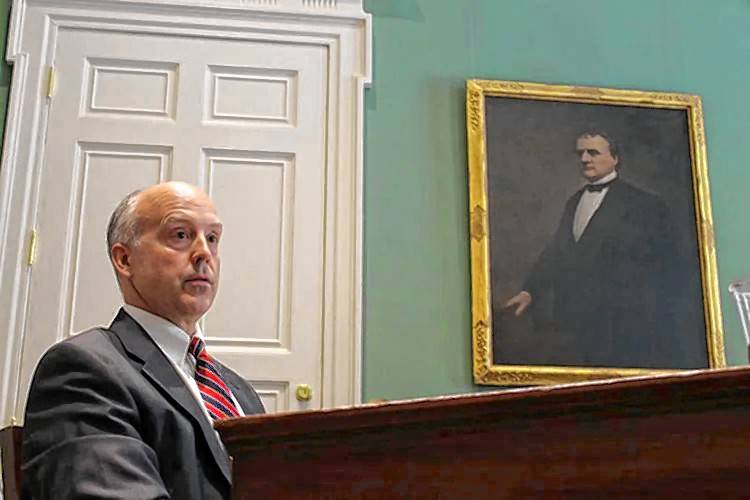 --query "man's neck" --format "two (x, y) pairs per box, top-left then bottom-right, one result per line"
(122, 302), (197, 336)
